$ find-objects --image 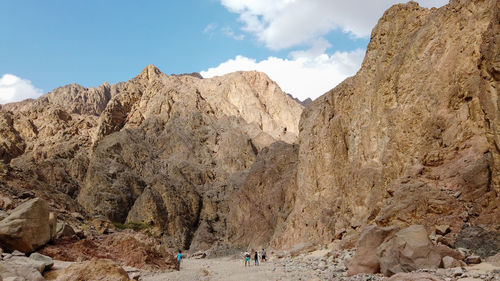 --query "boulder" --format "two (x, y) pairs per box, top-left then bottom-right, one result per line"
(0, 198), (52, 252)
(29, 253), (54, 271)
(0, 197), (13, 210)
(4, 256), (46, 273)
(190, 251), (207, 259)
(377, 225), (441, 276)
(442, 256), (464, 268)
(455, 226), (500, 258)
(347, 225), (399, 276)
(44, 259), (130, 281)
(55, 223), (75, 239)
(386, 272), (445, 281)
(434, 244), (465, 261)
(0, 261), (45, 281)
(435, 225), (450, 236)
(486, 253), (500, 266)
(464, 255), (482, 264)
